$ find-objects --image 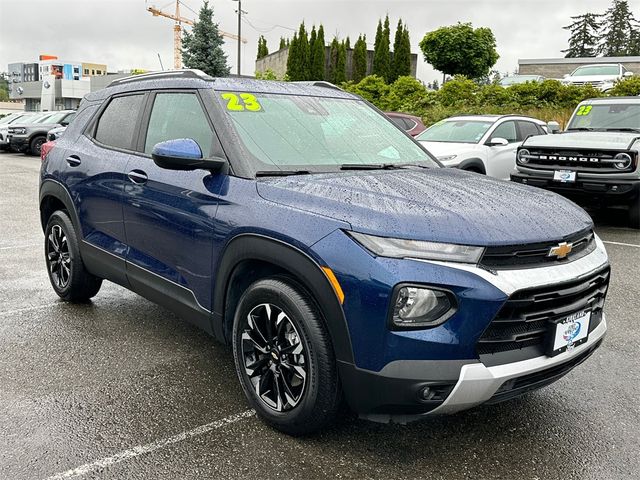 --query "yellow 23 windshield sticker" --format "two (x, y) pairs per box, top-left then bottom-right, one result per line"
(576, 105), (593, 116)
(221, 93), (262, 112)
